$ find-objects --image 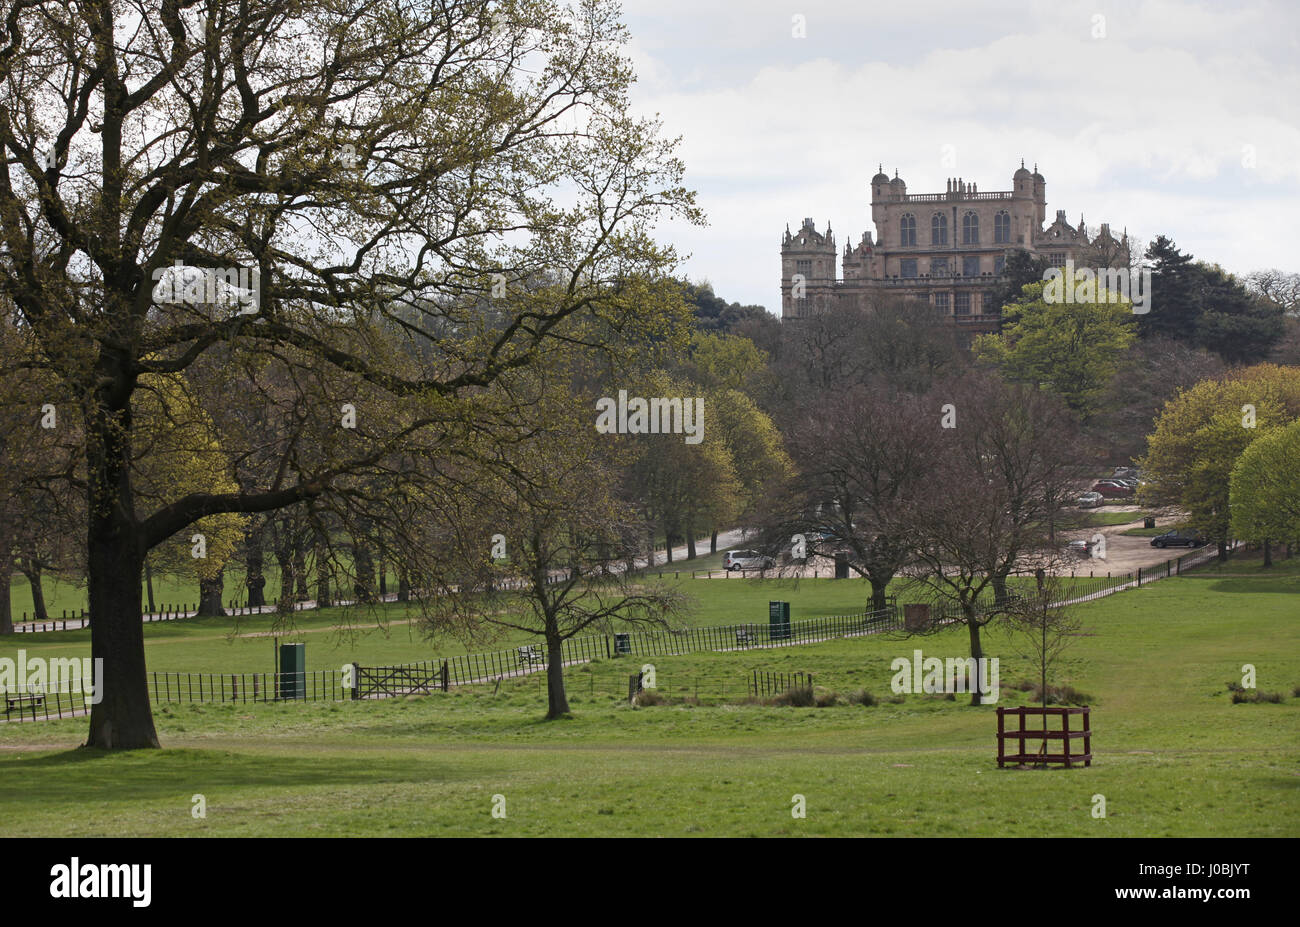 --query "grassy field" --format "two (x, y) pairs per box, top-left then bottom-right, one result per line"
(1, 557), (1297, 837)
(1078, 511), (1146, 527)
